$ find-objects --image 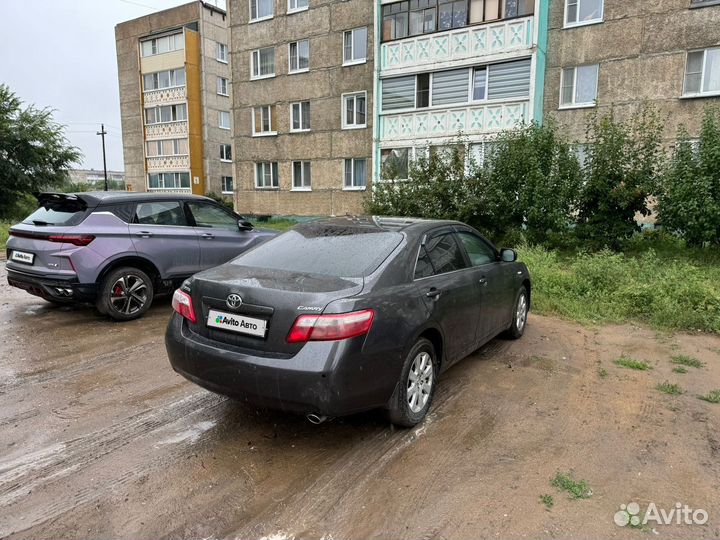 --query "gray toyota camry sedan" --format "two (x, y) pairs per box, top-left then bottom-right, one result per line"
(165, 216), (531, 427)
